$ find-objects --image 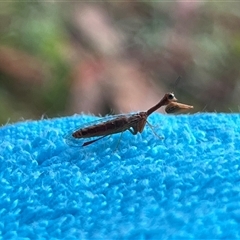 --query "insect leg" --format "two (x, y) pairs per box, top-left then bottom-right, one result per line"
(113, 132), (123, 152)
(128, 127), (138, 135)
(146, 120), (164, 140)
(82, 135), (109, 147)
